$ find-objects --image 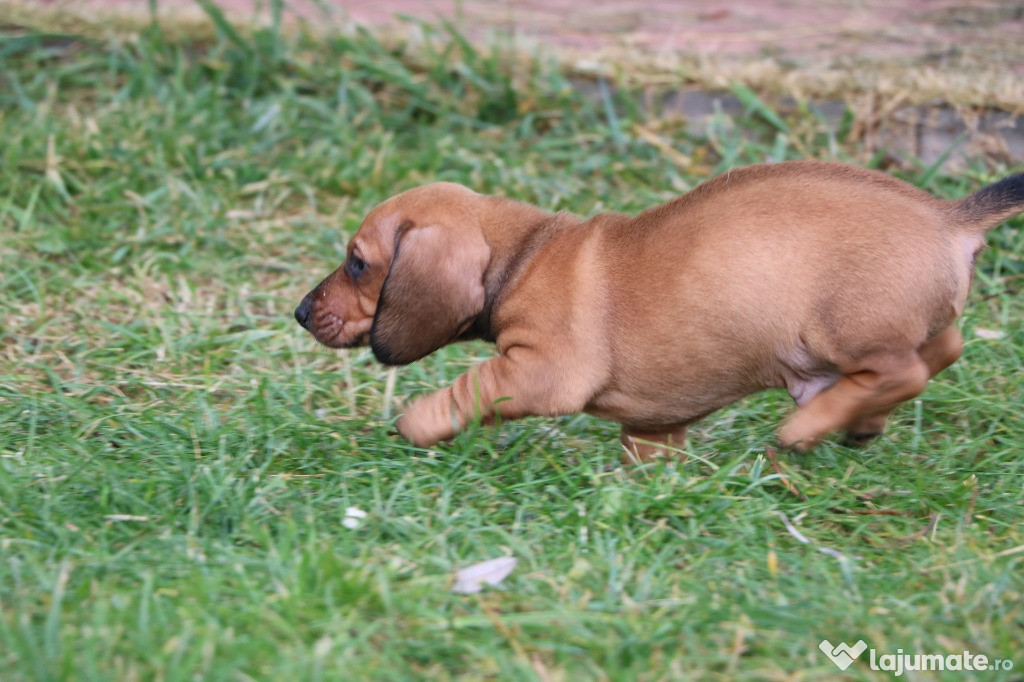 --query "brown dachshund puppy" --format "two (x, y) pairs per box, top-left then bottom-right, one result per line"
(295, 161), (1023, 461)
